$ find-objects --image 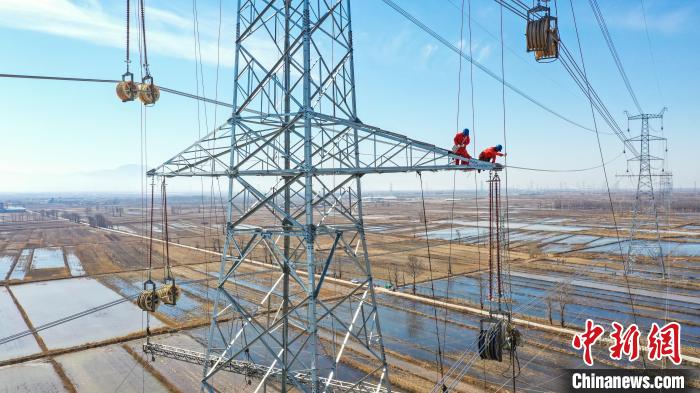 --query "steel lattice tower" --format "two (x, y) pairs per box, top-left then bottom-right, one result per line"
(622, 108), (667, 278)
(146, 1), (495, 391)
